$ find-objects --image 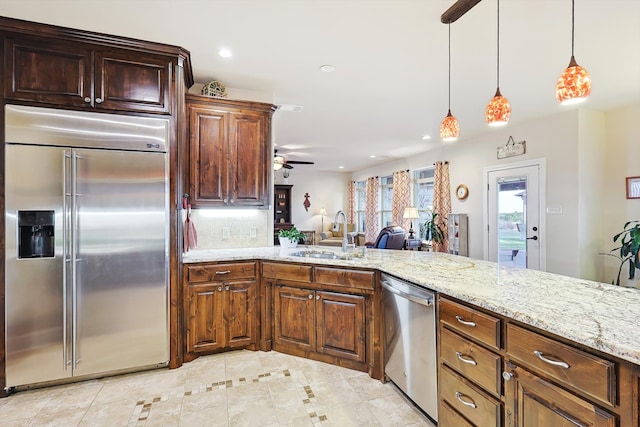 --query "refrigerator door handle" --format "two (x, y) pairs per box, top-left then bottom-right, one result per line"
(63, 150), (73, 369)
(72, 151), (80, 368)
